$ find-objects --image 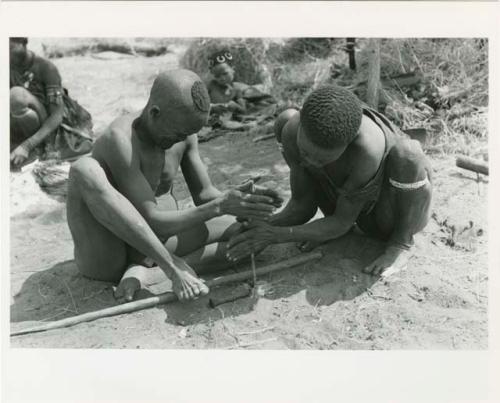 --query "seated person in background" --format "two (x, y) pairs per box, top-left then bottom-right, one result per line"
(10, 37), (93, 170)
(67, 69), (281, 302)
(227, 85), (433, 277)
(206, 49), (247, 117)
(206, 49), (276, 128)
